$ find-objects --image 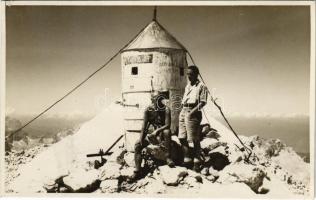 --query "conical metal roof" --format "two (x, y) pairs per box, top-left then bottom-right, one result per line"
(123, 20), (187, 52)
